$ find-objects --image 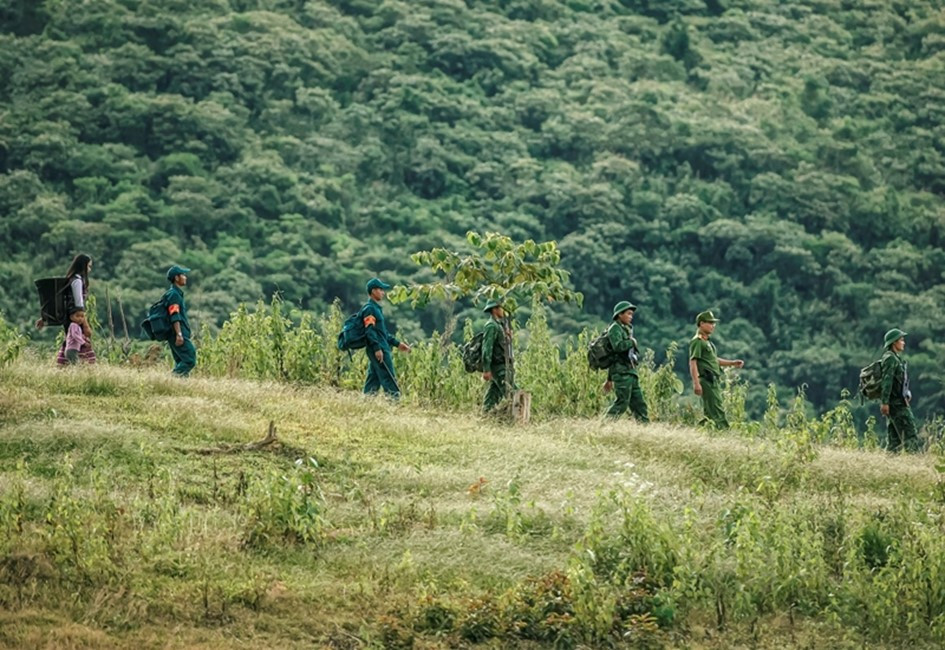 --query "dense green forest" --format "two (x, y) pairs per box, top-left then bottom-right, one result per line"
(1, 0), (945, 418)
